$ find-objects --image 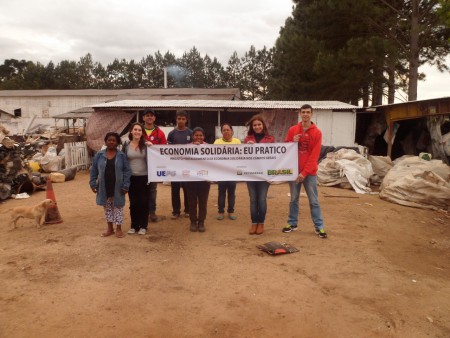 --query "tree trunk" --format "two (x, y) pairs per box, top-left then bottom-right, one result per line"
(387, 58), (396, 104)
(408, 0), (419, 101)
(363, 86), (369, 107)
(372, 66), (384, 106)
